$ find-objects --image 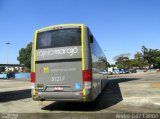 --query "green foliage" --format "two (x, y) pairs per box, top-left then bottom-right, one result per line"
(114, 53), (130, 69)
(110, 64), (116, 67)
(0, 66), (5, 72)
(130, 59), (139, 68)
(113, 47), (160, 69)
(132, 52), (145, 68)
(17, 42), (32, 70)
(154, 51), (160, 68)
(114, 46), (160, 69)
(142, 46), (160, 68)
(129, 59), (147, 69)
(106, 62), (111, 68)
(134, 52), (143, 60)
(116, 63), (124, 69)
(24, 67), (31, 73)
